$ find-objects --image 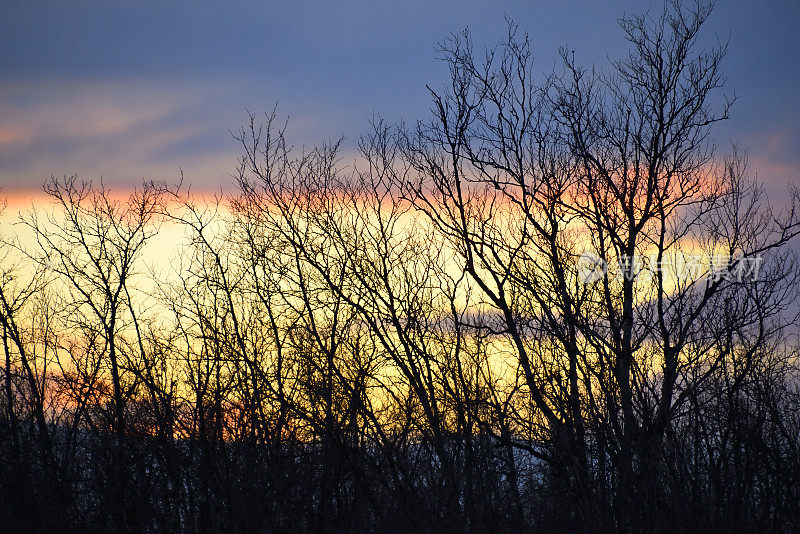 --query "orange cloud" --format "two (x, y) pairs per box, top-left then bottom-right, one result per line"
(0, 125), (30, 146)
